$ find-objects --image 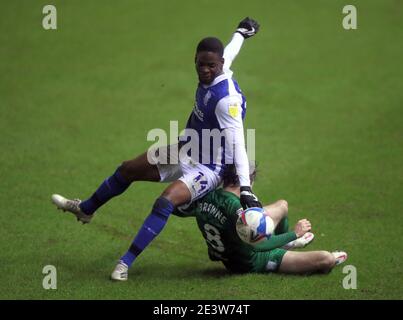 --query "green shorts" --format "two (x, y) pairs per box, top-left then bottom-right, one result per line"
(252, 248), (287, 273)
(223, 248), (287, 274)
